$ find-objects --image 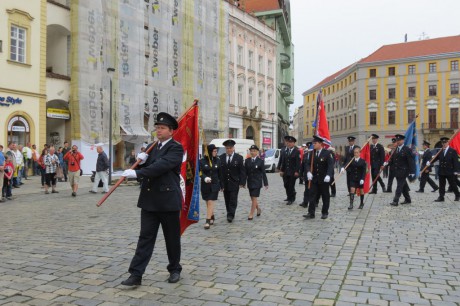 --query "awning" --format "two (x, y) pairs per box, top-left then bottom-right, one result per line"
(47, 100), (70, 119)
